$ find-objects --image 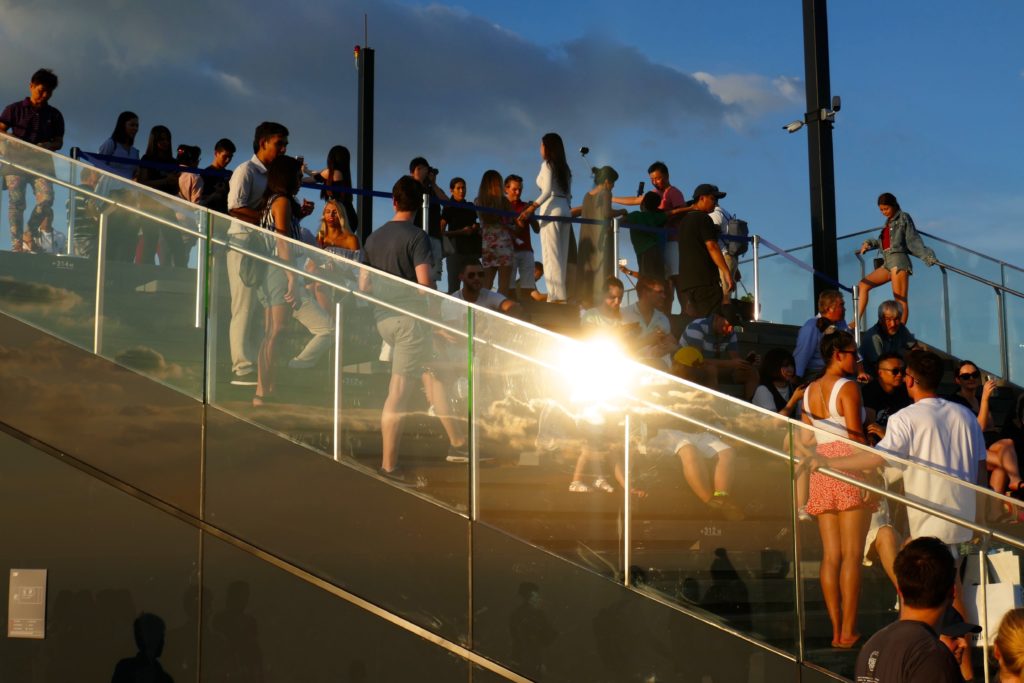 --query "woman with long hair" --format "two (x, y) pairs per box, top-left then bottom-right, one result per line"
(575, 165), (627, 309)
(854, 192), (936, 328)
(252, 155), (332, 406)
(517, 133), (572, 303)
(996, 608), (1024, 682)
(948, 359), (1023, 499)
(310, 145), (358, 233)
(475, 169), (513, 296)
(134, 125), (182, 265)
(97, 111), (140, 179)
(798, 326), (884, 649)
(308, 198), (360, 312)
